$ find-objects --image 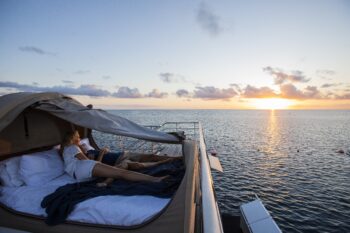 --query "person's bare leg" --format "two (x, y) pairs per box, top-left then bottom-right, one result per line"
(92, 163), (165, 183)
(126, 158), (174, 170)
(97, 160), (129, 186)
(126, 152), (180, 163)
